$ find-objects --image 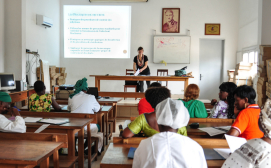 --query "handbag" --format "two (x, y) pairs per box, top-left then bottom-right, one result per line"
(175, 66), (187, 76)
